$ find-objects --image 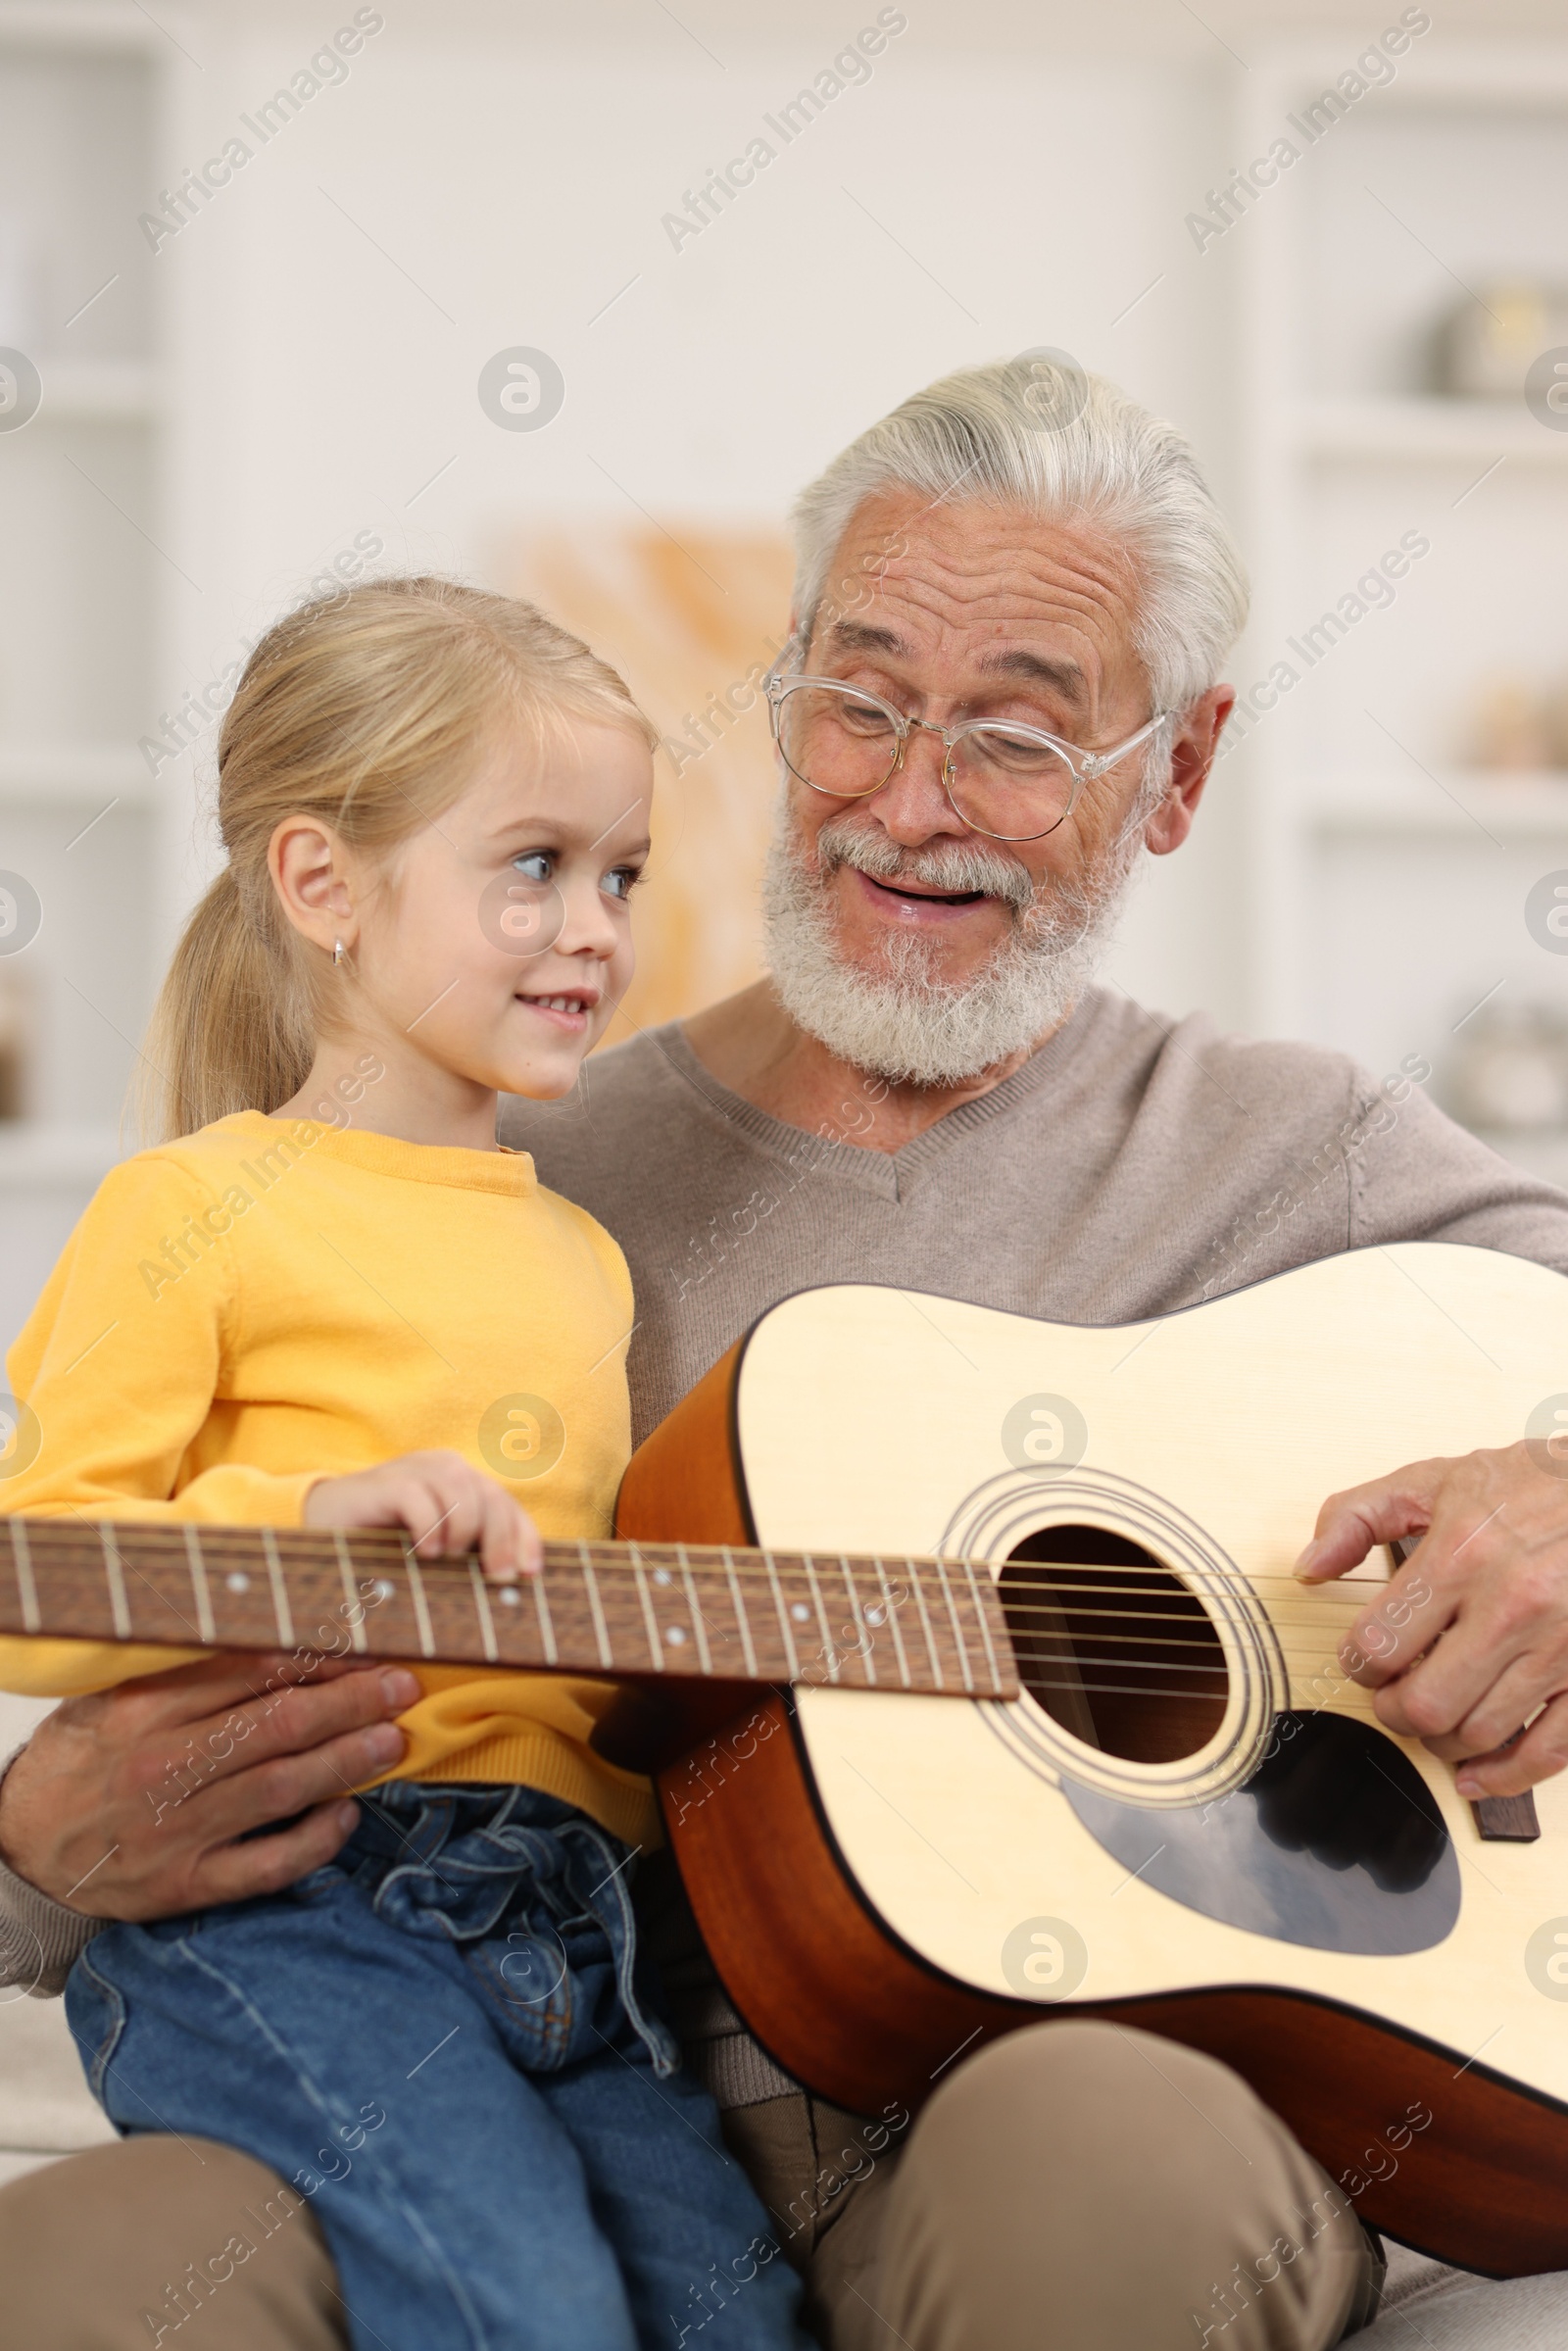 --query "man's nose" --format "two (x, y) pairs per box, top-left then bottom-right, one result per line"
(866, 722), (974, 845)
